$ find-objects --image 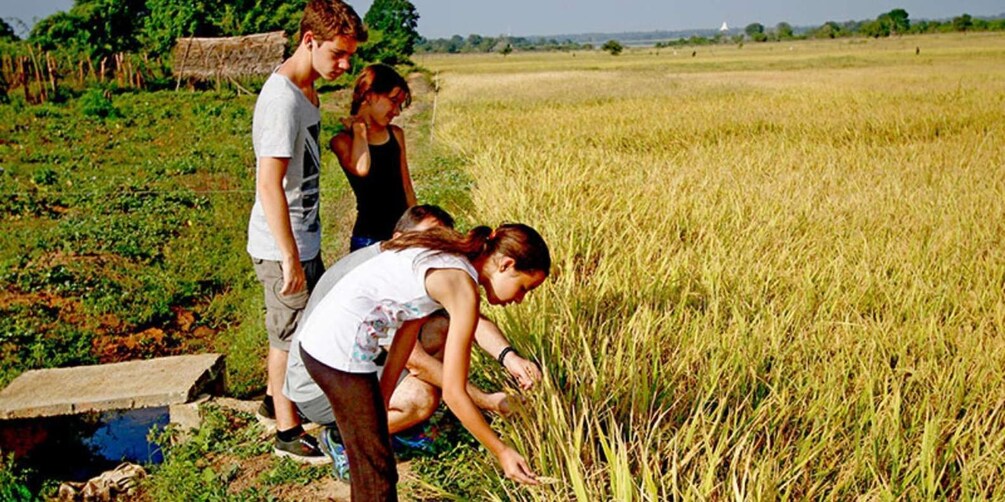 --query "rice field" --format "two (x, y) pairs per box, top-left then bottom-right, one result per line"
(416, 33), (1005, 499)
